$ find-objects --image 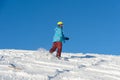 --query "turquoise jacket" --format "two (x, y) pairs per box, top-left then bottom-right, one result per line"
(53, 26), (65, 43)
